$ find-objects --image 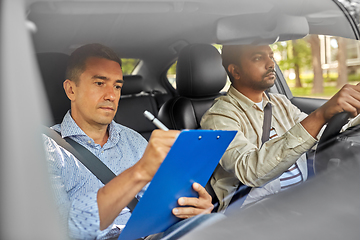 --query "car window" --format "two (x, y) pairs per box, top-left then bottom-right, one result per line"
(121, 58), (140, 75)
(273, 34), (360, 99)
(166, 44), (231, 92)
(167, 61), (177, 88)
